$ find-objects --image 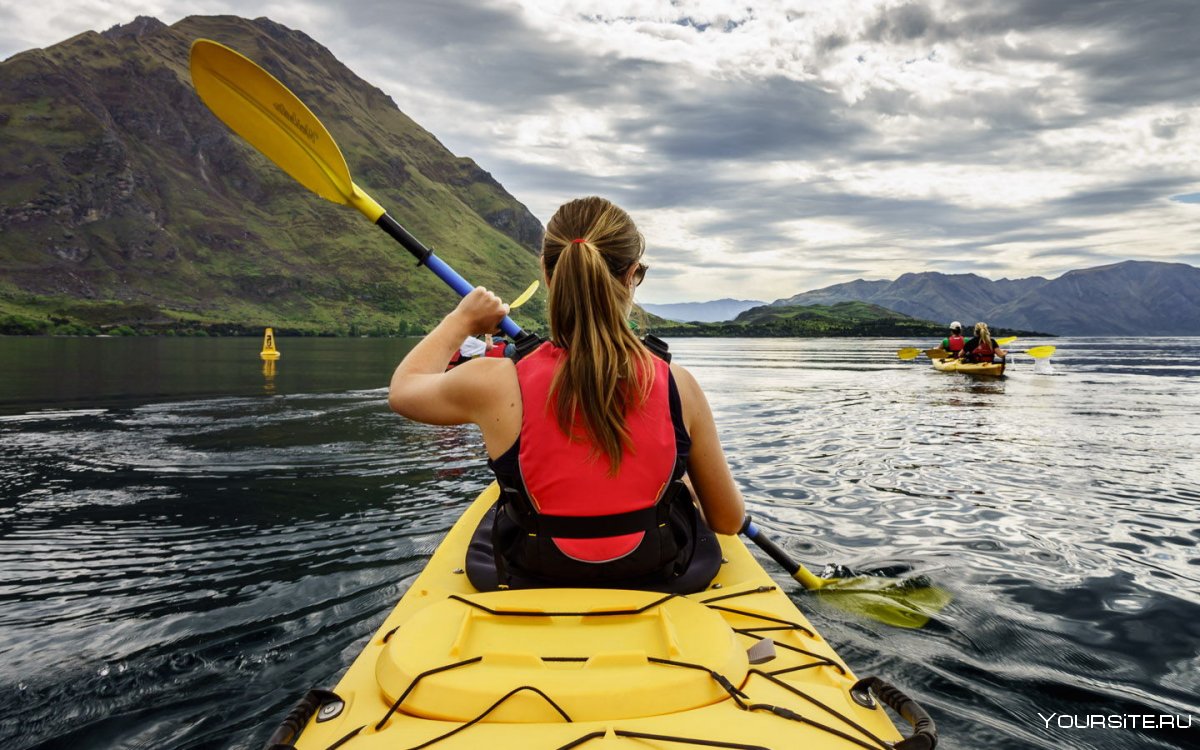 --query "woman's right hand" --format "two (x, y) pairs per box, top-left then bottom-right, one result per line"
(451, 286), (509, 335)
